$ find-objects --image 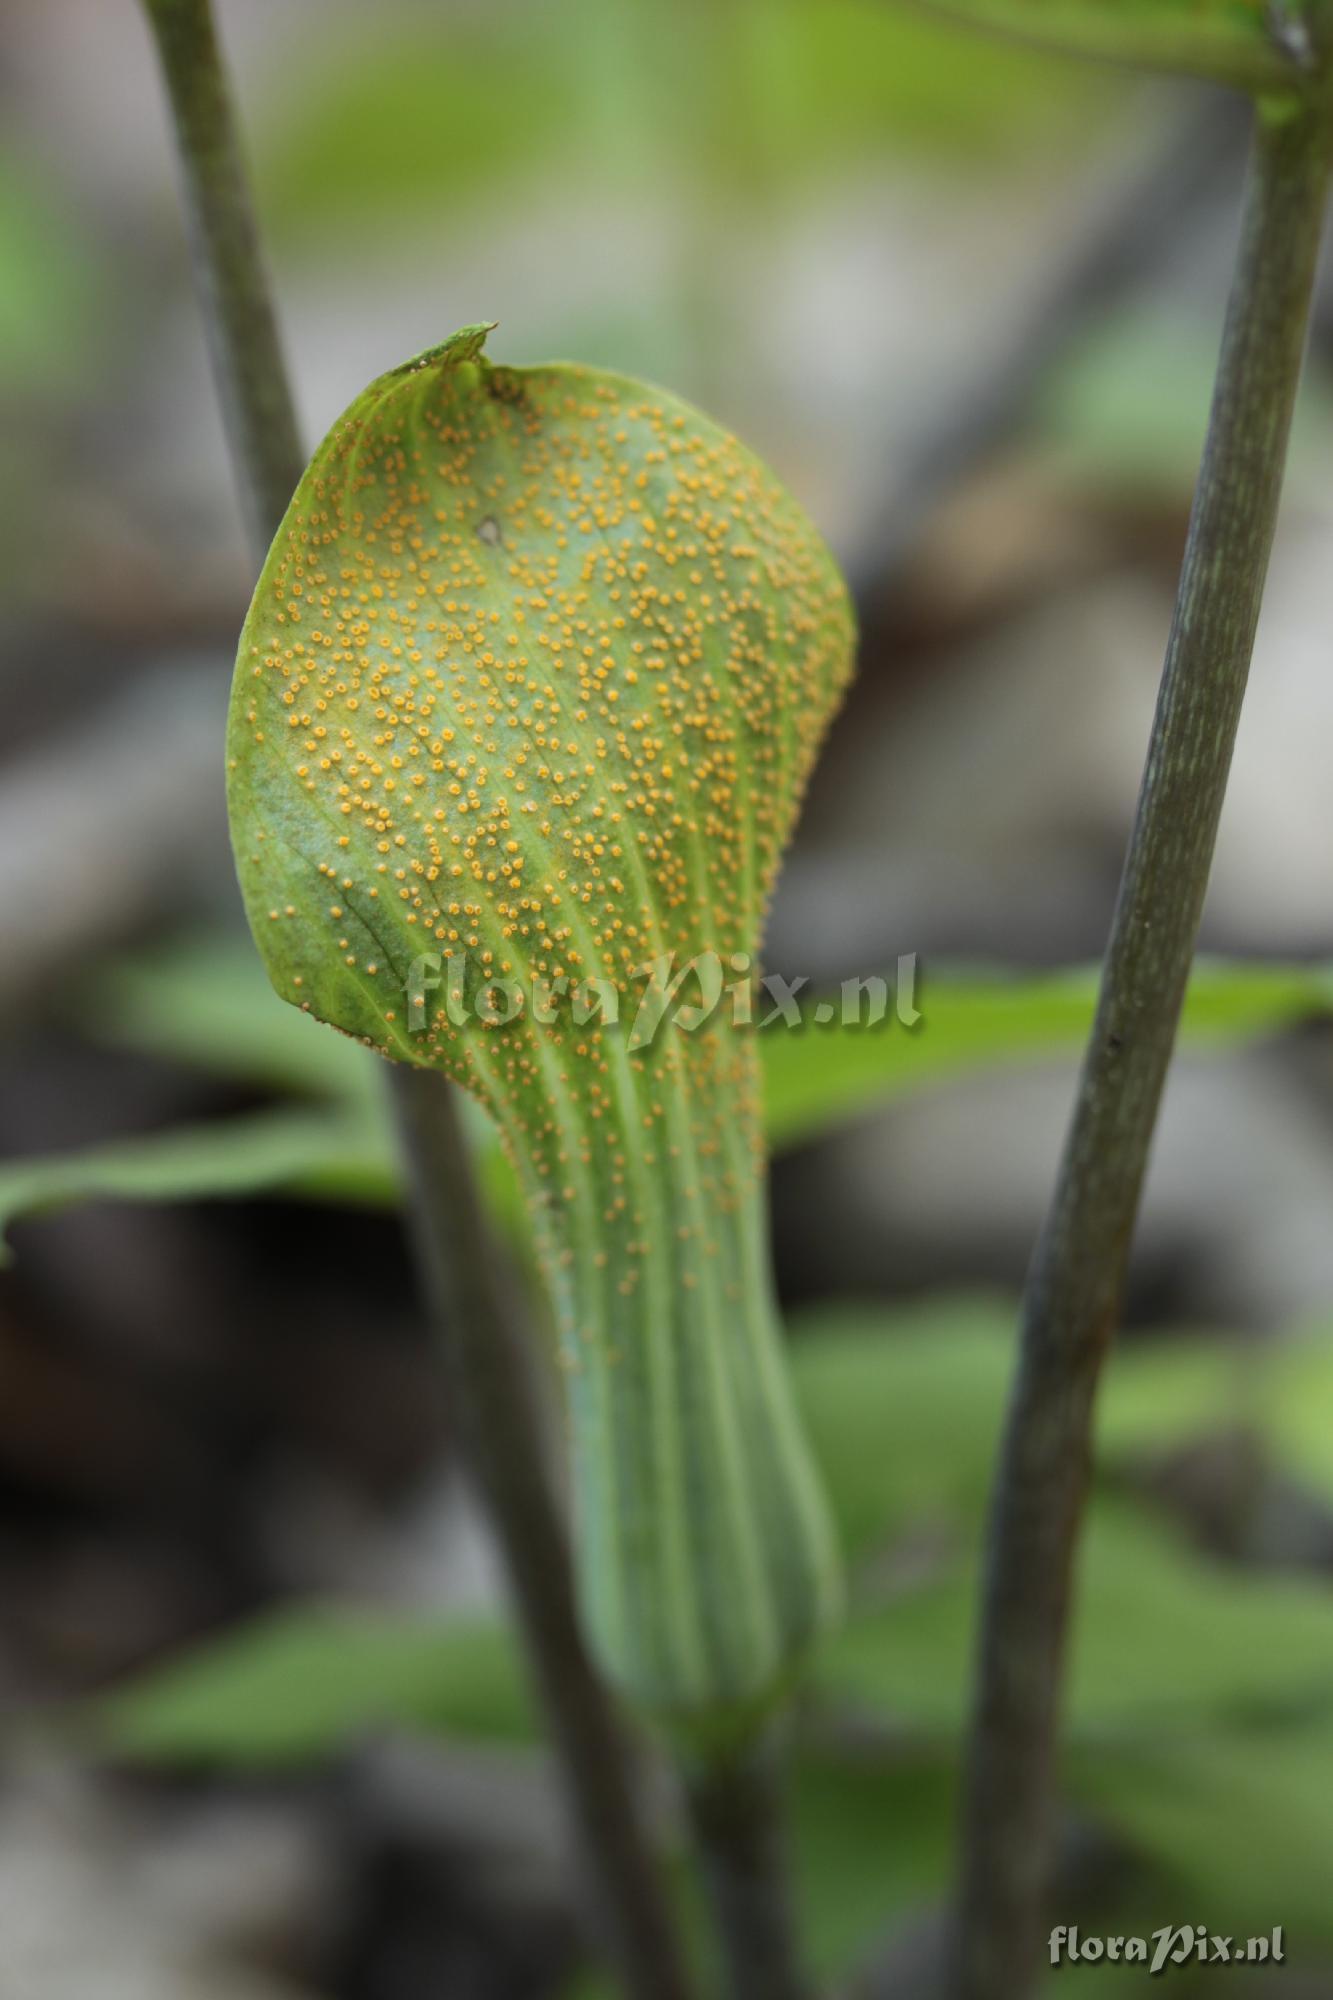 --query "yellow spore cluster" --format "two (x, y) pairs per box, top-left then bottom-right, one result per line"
(230, 327), (851, 1250)
(229, 327), (855, 1722)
